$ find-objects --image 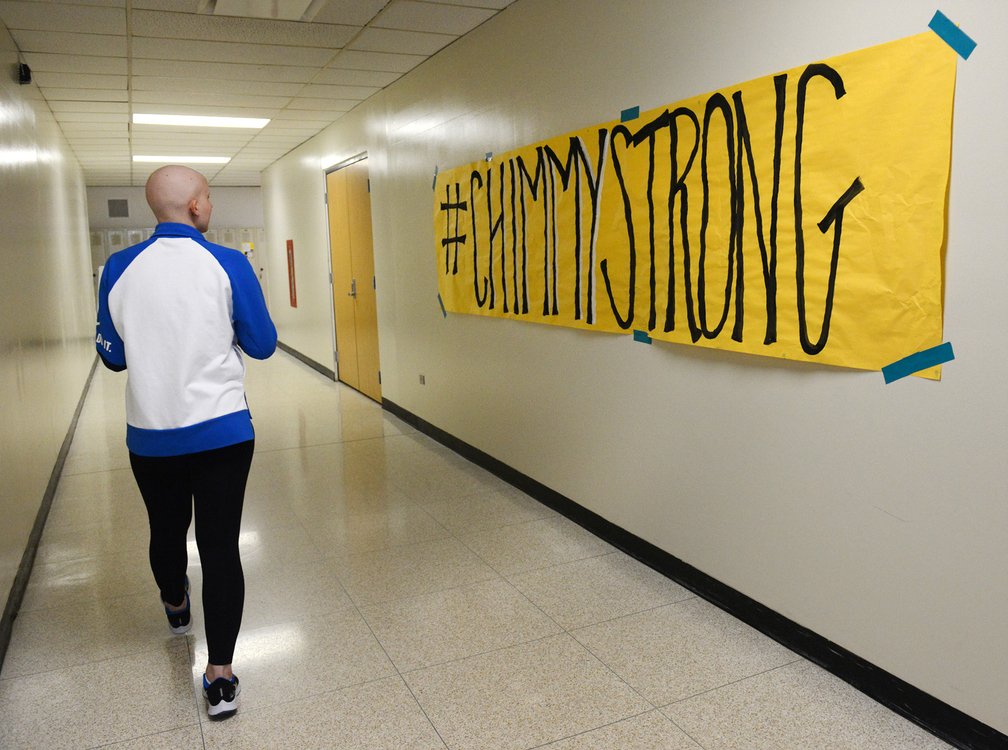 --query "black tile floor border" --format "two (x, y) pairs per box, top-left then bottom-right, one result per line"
(382, 396), (1007, 750)
(0, 355), (99, 675)
(276, 340), (335, 381)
